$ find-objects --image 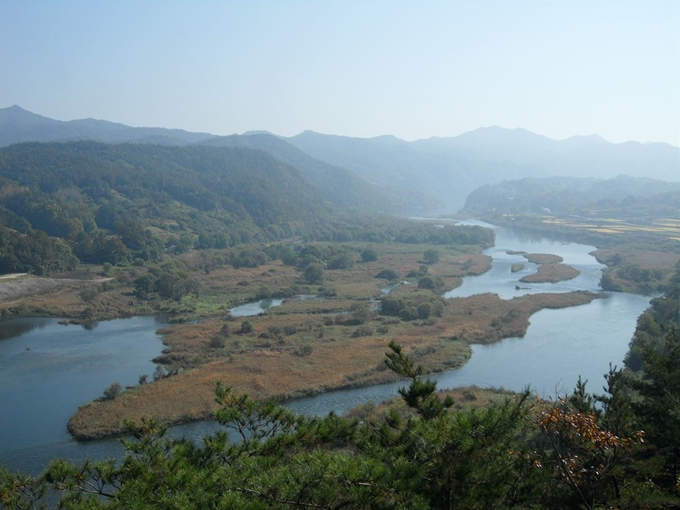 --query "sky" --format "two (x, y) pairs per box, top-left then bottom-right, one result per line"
(1, 0), (679, 146)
